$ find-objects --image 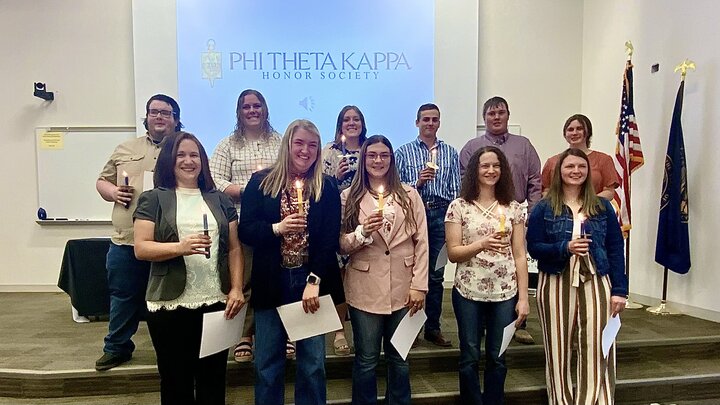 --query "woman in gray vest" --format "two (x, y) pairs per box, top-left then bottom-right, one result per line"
(134, 131), (245, 405)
